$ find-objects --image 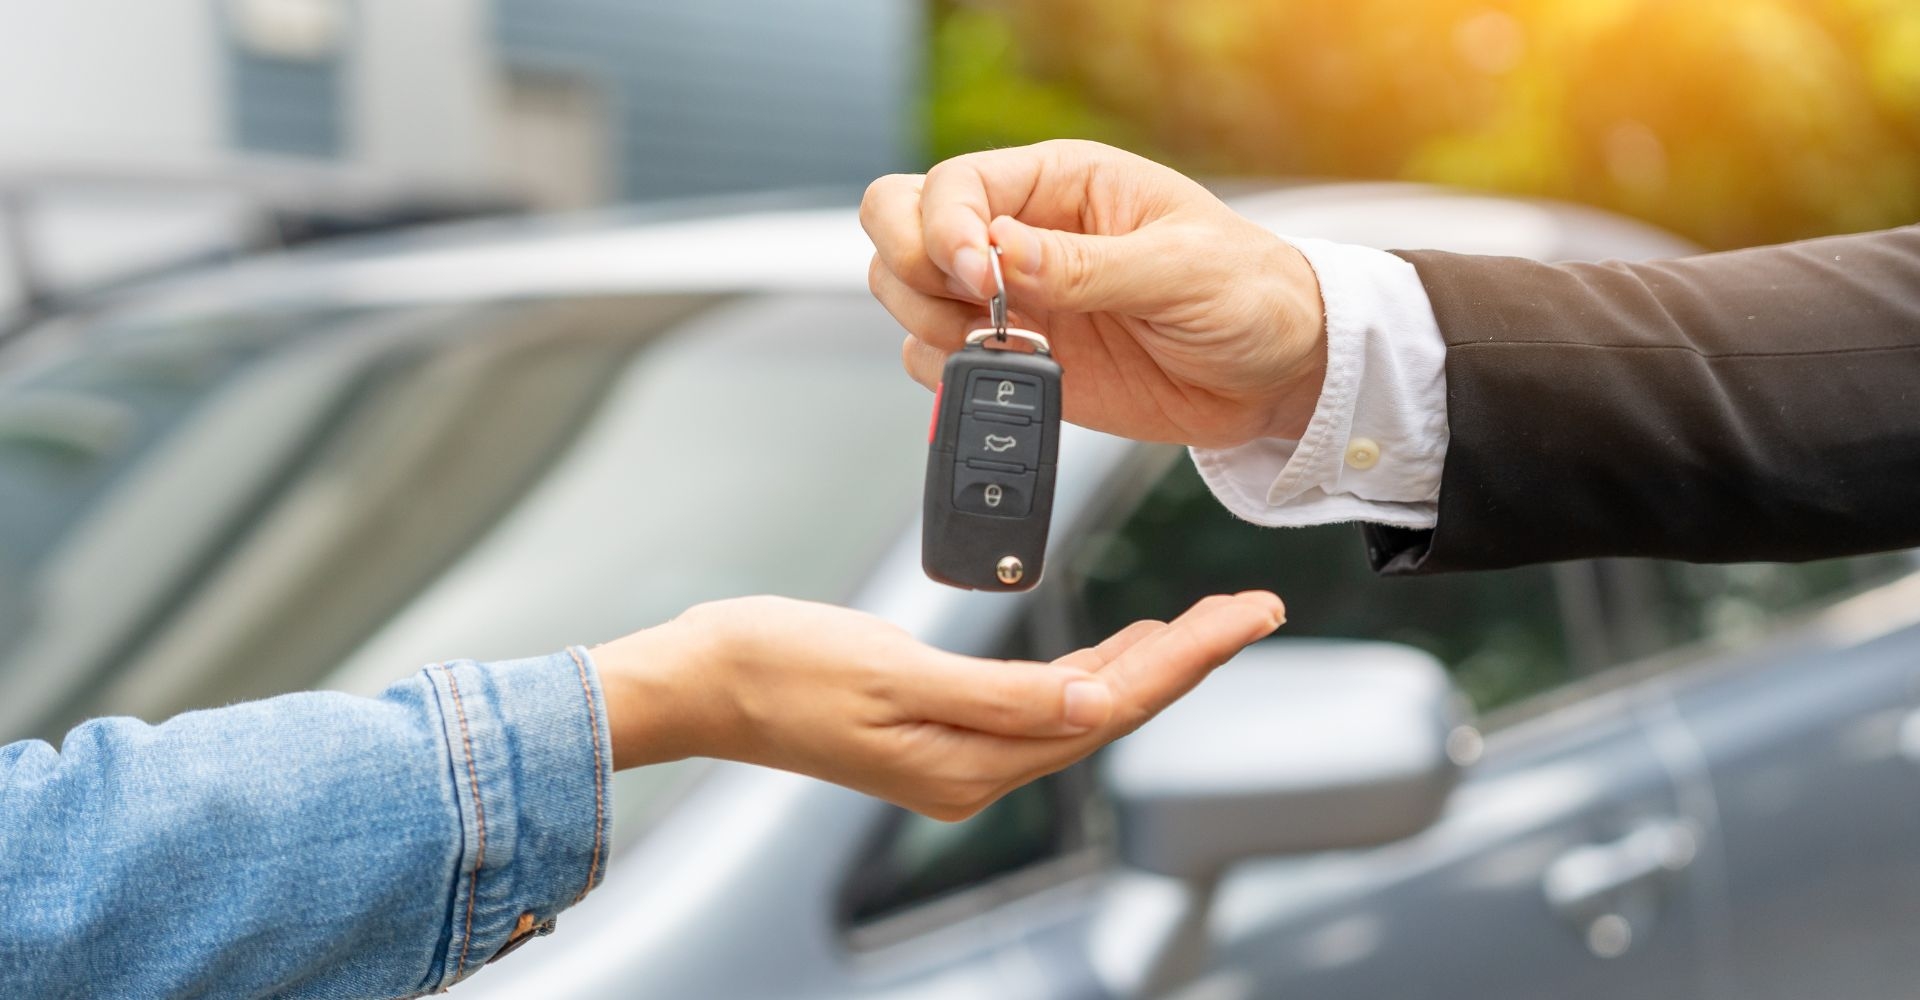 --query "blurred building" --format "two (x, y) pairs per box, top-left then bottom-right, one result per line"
(490, 0), (920, 207)
(0, 0), (923, 315)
